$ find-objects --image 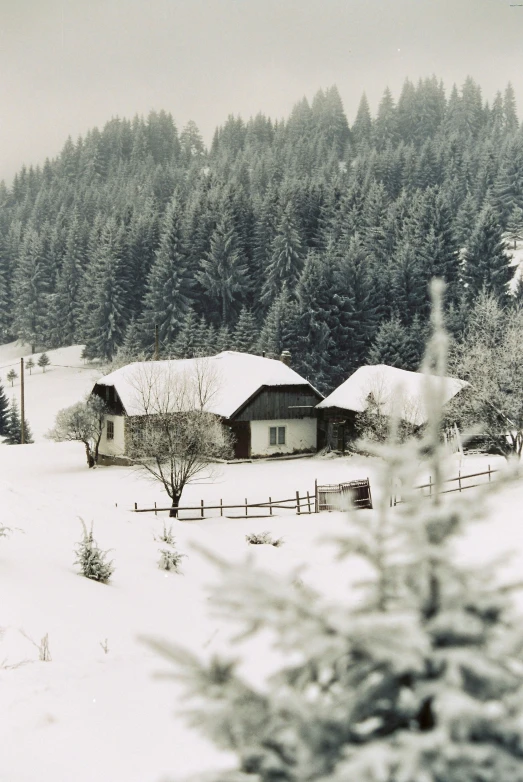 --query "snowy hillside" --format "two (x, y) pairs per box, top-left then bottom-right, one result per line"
(0, 343), (102, 440)
(1, 342), (522, 782)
